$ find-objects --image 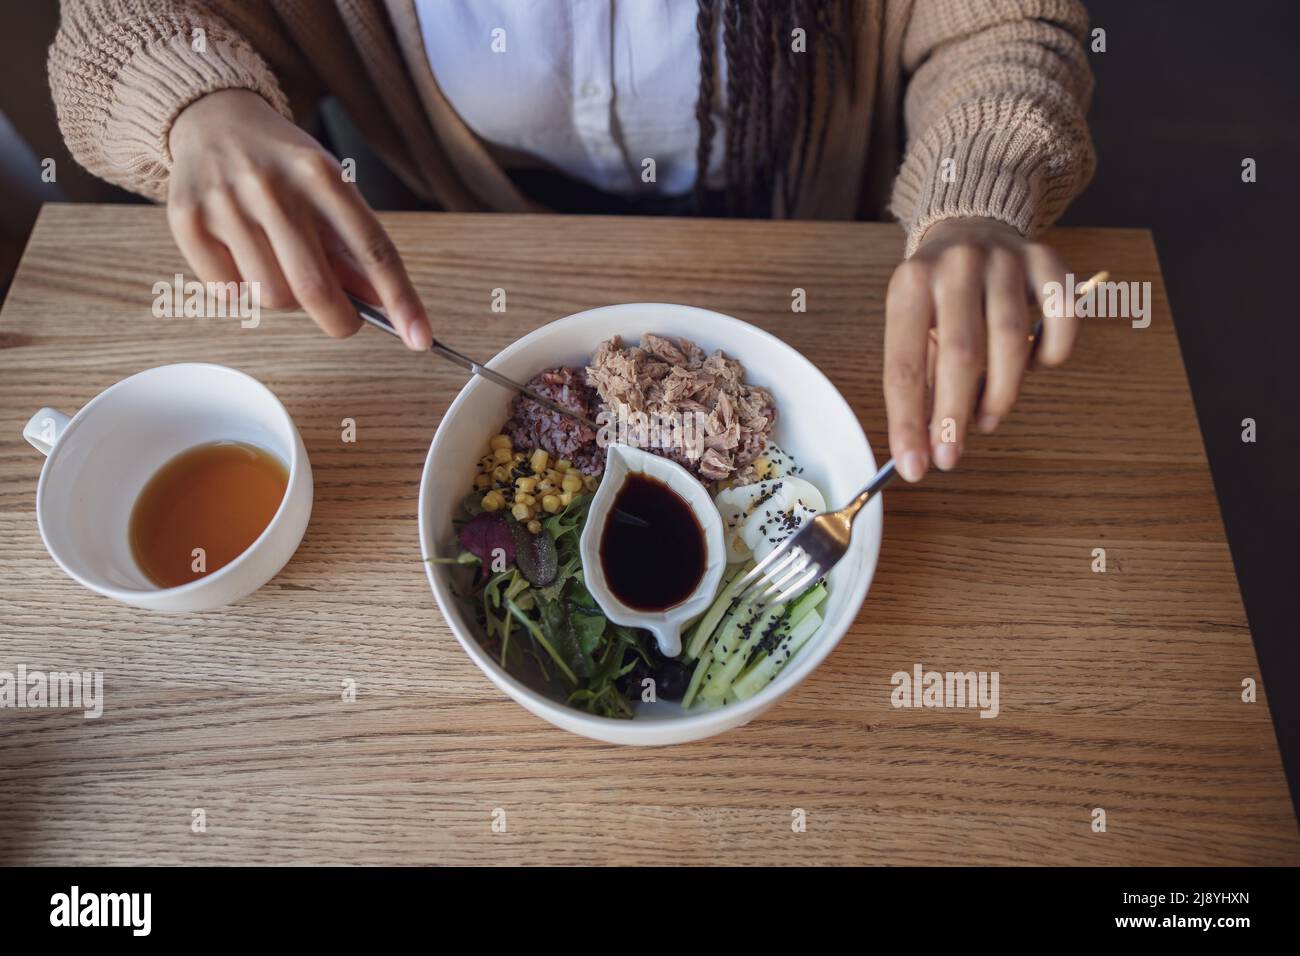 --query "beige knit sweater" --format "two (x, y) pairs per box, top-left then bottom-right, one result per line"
(47, 0), (1095, 254)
